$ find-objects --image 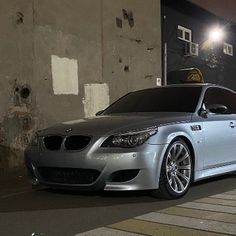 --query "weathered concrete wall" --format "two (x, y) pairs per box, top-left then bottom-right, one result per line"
(0, 0), (161, 170)
(0, 0), (35, 170)
(33, 0), (103, 128)
(103, 0), (162, 101)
